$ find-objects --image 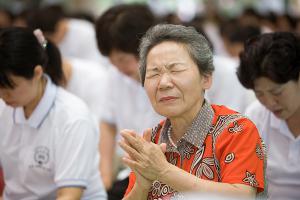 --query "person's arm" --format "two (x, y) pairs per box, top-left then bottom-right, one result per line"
(123, 182), (149, 200)
(158, 163), (256, 197)
(56, 187), (83, 200)
(54, 118), (101, 198)
(120, 130), (257, 199)
(99, 121), (117, 190)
